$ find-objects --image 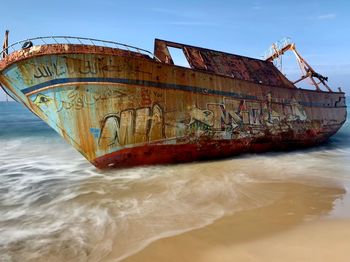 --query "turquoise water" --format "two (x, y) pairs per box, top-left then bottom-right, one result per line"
(0, 101), (349, 261)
